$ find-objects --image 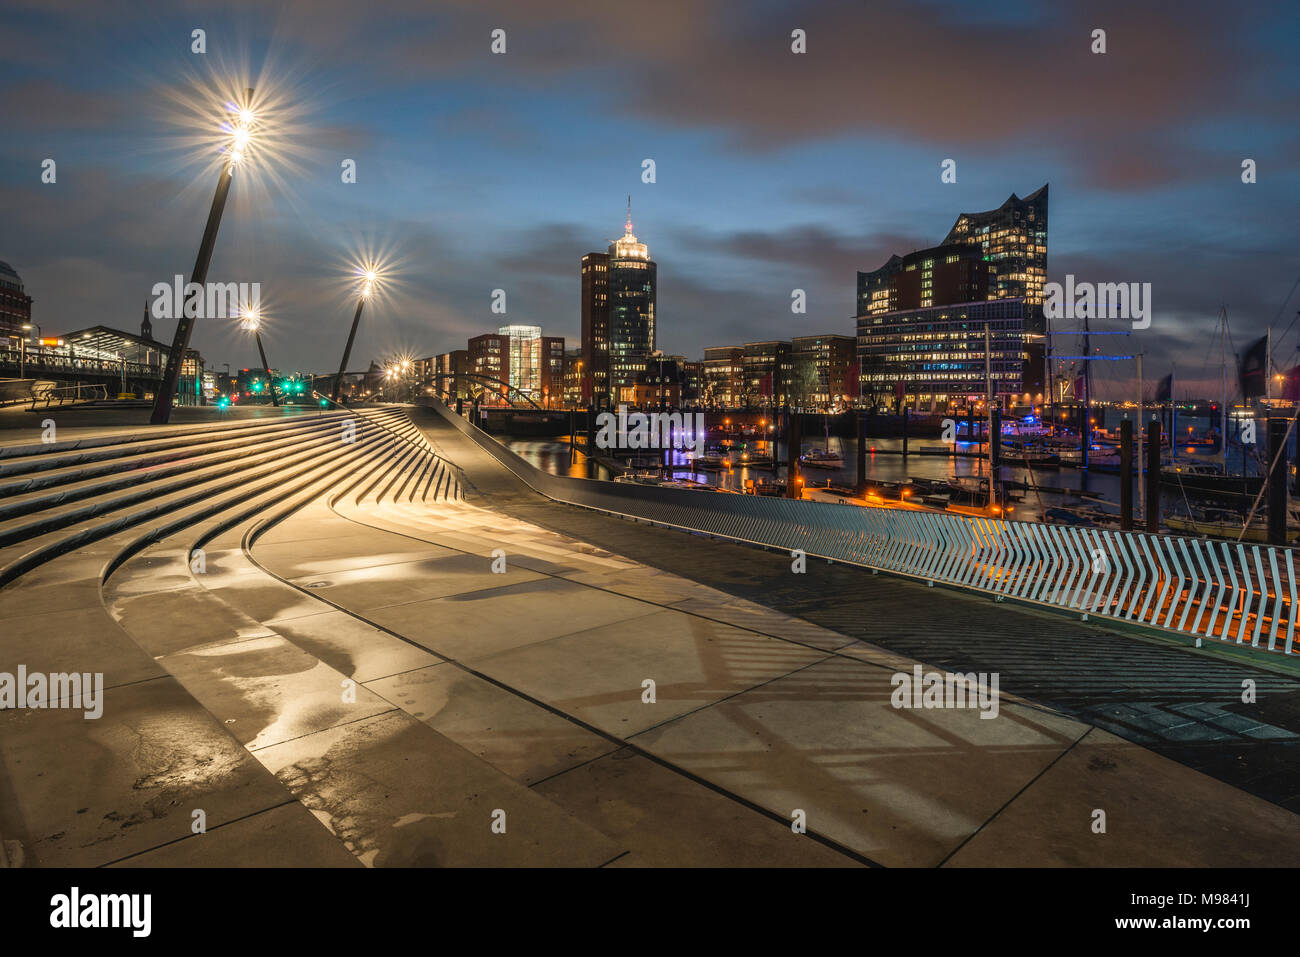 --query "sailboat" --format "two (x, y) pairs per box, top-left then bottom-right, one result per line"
(800, 414), (844, 468)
